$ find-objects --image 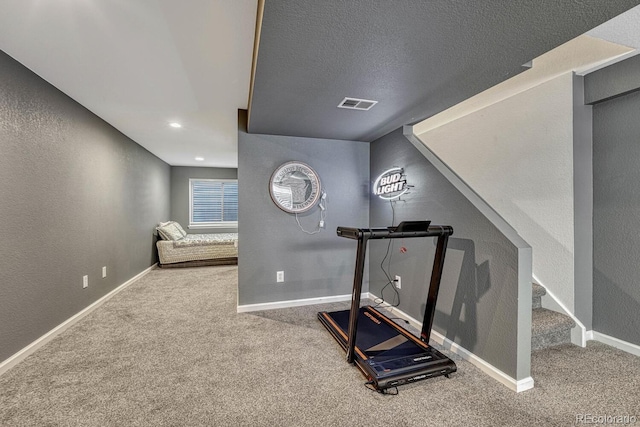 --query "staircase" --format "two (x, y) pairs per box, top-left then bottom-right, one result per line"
(531, 283), (576, 351)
